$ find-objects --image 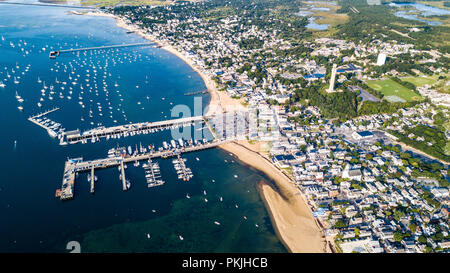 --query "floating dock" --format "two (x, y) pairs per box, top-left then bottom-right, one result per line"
(28, 108), (63, 138)
(173, 154), (193, 181)
(144, 159), (164, 188)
